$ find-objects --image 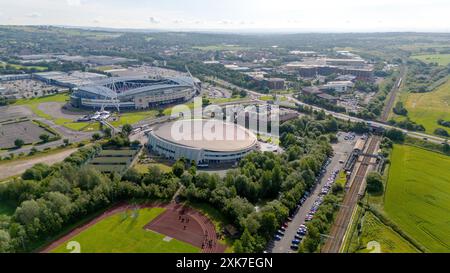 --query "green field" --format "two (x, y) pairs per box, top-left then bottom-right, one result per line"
(384, 145), (450, 252)
(395, 79), (450, 135)
(134, 162), (172, 173)
(52, 207), (200, 253)
(13, 94), (97, 131)
(0, 61), (47, 71)
(110, 110), (158, 127)
(356, 212), (419, 253)
(412, 54), (450, 66)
